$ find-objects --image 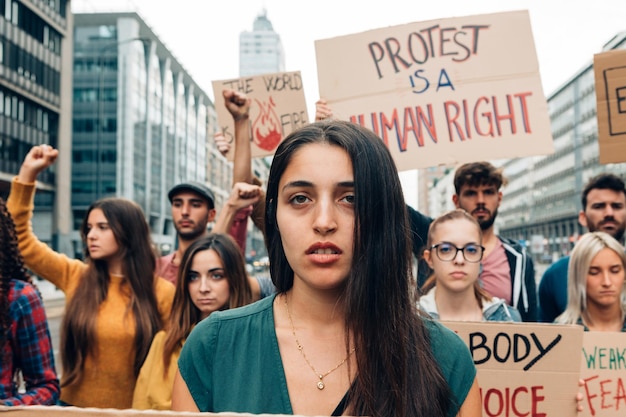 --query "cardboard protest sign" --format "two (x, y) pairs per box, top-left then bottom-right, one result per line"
(315, 10), (554, 171)
(579, 332), (626, 417)
(212, 71), (309, 159)
(594, 49), (626, 164)
(443, 321), (583, 417)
